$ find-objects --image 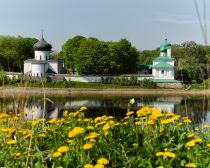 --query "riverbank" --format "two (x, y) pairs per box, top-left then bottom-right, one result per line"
(0, 87), (209, 97)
